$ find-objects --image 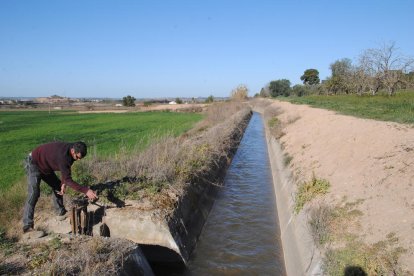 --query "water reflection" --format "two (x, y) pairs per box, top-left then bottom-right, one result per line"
(185, 112), (286, 275)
